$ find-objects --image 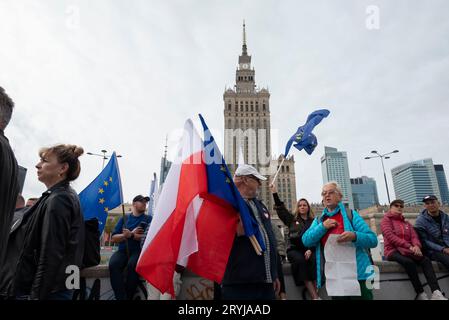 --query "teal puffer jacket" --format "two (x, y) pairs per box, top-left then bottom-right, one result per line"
(302, 202), (378, 288)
